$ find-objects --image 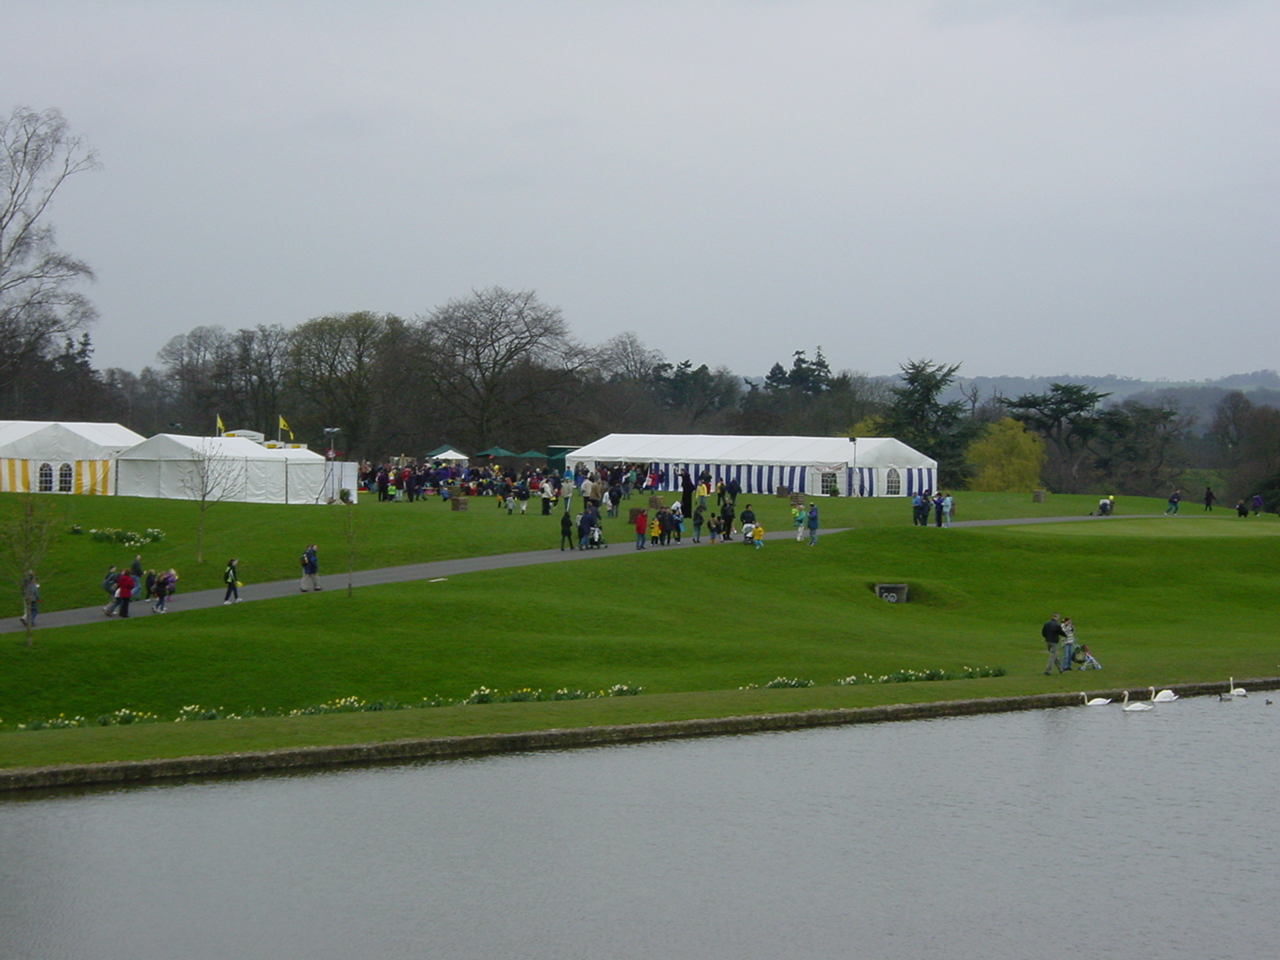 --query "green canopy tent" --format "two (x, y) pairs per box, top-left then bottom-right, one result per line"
(476, 447), (516, 458)
(518, 449), (546, 459)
